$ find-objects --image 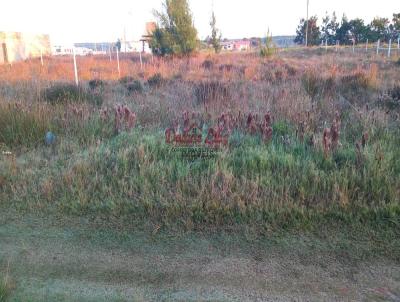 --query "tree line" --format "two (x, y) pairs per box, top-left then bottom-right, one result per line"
(149, 0), (399, 56)
(295, 12), (400, 46)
